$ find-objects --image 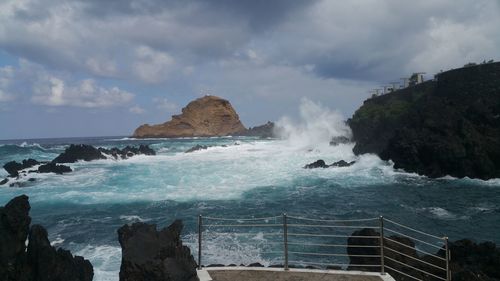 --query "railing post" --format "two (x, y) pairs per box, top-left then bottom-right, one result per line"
(283, 213), (289, 271)
(445, 236), (451, 281)
(379, 216), (385, 275)
(198, 214), (202, 270)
